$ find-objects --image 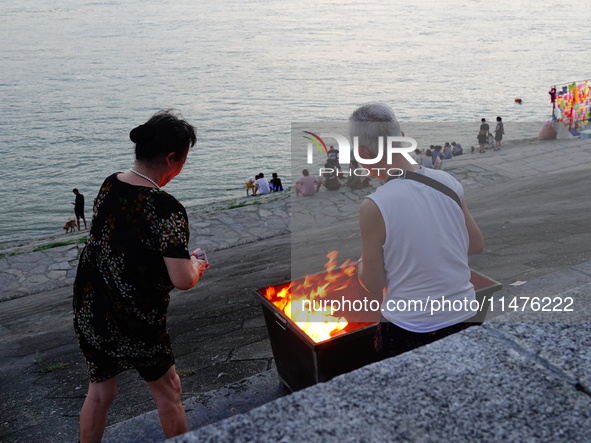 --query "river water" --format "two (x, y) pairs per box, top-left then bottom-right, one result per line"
(1, 0), (589, 243)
